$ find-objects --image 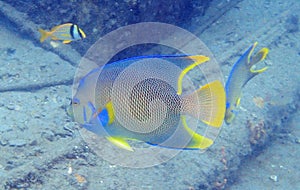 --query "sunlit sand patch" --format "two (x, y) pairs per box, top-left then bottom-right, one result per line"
(50, 41), (60, 48)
